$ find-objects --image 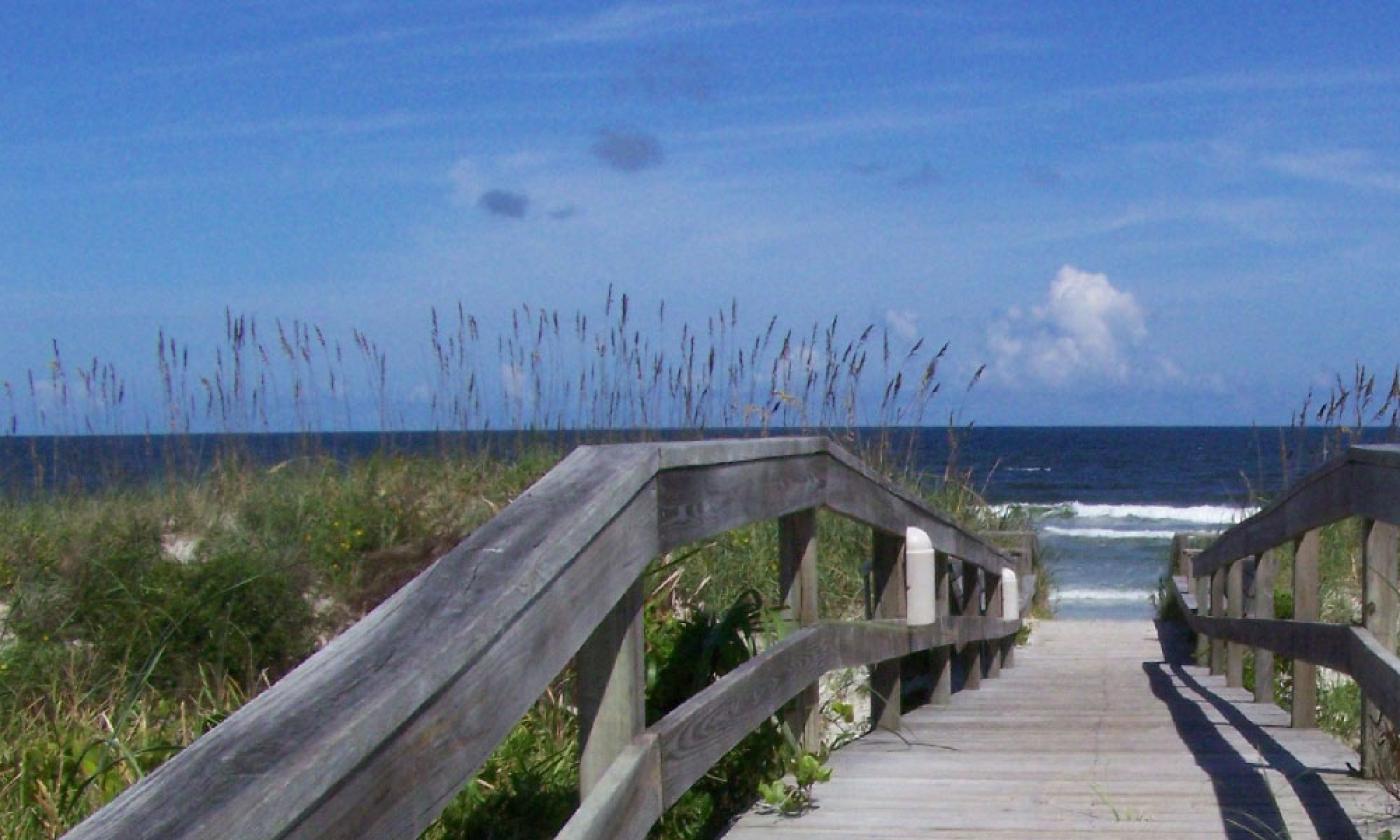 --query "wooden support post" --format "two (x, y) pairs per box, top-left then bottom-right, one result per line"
(778, 509), (821, 752)
(1362, 520), (1400, 778)
(1210, 568), (1227, 676)
(1172, 534), (1191, 580)
(870, 529), (906, 732)
(960, 561), (983, 691)
(1252, 550), (1276, 704)
(1227, 559), (1245, 688)
(1194, 573), (1211, 664)
(984, 567), (1003, 680)
(931, 550), (952, 704)
(1293, 529), (1320, 729)
(577, 580), (646, 796)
